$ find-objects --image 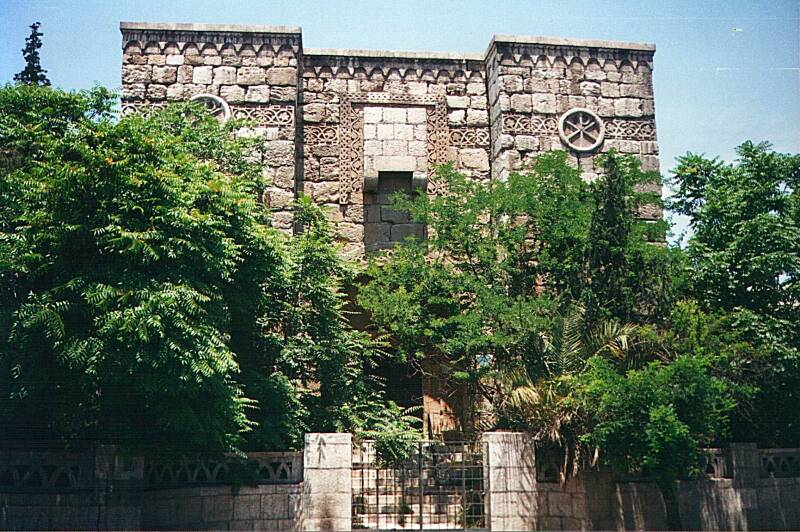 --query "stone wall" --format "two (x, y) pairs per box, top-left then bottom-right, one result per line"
(3, 436), (799, 530)
(486, 438), (800, 531)
(485, 36), (661, 221)
(0, 446), (142, 530)
(141, 484), (301, 530)
(120, 22), (302, 233)
(300, 49), (489, 257)
(120, 23), (661, 253)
